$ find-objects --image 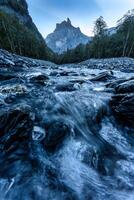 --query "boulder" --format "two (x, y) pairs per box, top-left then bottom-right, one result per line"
(0, 73), (16, 81)
(90, 71), (115, 82)
(44, 119), (70, 150)
(0, 106), (34, 177)
(111, 94), (134, 127)
(55, 83), (77, 92)
(115, 80), (134, 94)
(0, 84), (28, 95)
(30, 74), (49, 85)
(110, 77), (134, 127)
